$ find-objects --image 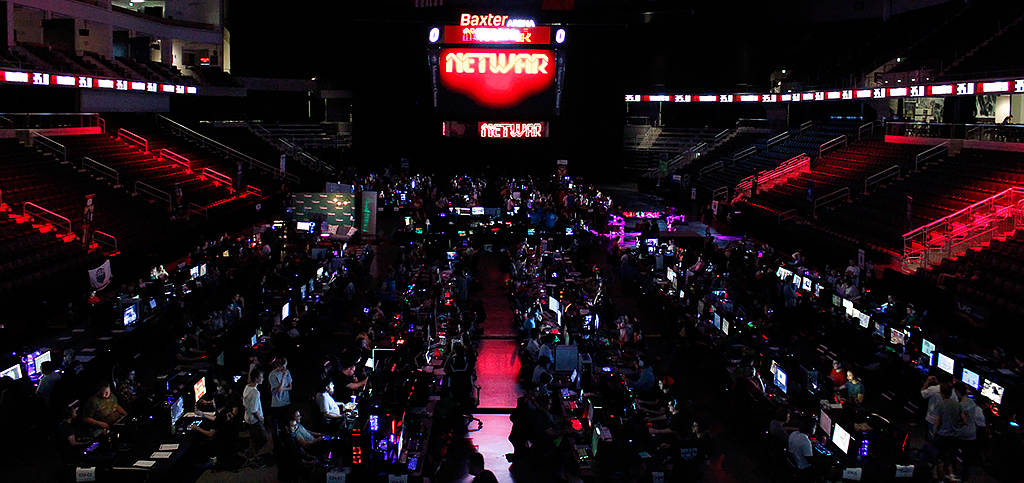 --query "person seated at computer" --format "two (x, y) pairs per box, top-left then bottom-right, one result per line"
(673, 419), (714, 481)
(637, 377), (677, 415)
(626, 358), (657, 395)
(830, 361), (847, 391)
(188, 395), (235, 468)
(787, 419), (814, 478)
(290, 409), (329, 456)
(526, 328), (542, 363)
(338, 360), (368, 399)
(647, 398), (693, 441)
(279, 417), (317, 482)
(316, 379), (347, 431)
(844, 370), (864, 405)
(35, 361), (61, 408)
(81, 382), (126, 437)
(57, 406), (93, 460)
(528, 395), (576, 468)
(769, 408), (795, 446)
(533, 356), (553, 387)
